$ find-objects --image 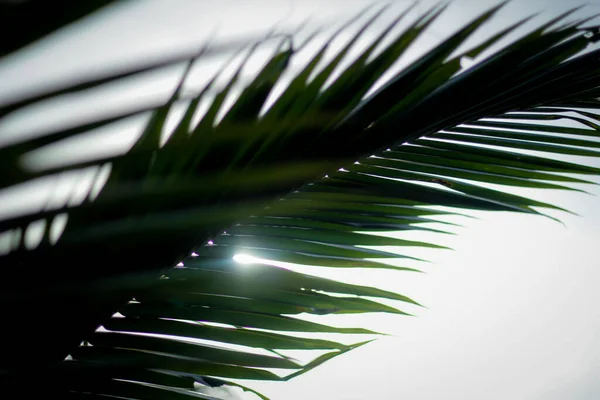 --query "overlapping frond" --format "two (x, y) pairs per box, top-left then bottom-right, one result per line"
(2, 2), (600, 399)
